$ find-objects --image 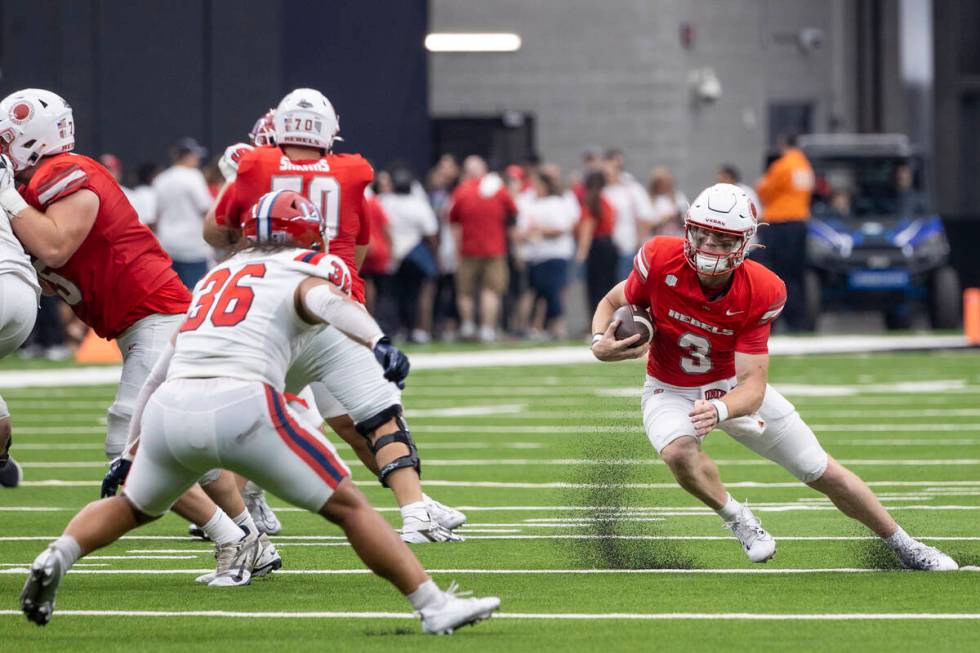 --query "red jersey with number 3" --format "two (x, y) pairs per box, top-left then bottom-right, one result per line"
(169, 248), (352, 390)
(623, 236), (786, 387)
(215, 146), (372, 302)
(21, 153), (191, 339)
